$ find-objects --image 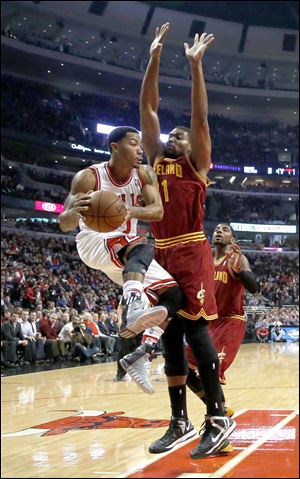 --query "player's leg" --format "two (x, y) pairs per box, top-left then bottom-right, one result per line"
(119, 284), (184, 392)
(148, 314), (196, 453)
(114, 334), (142, 381)
(119, 243), (170, 336)
(119, 256), (181, 338)
(184, 318), (236, 459)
